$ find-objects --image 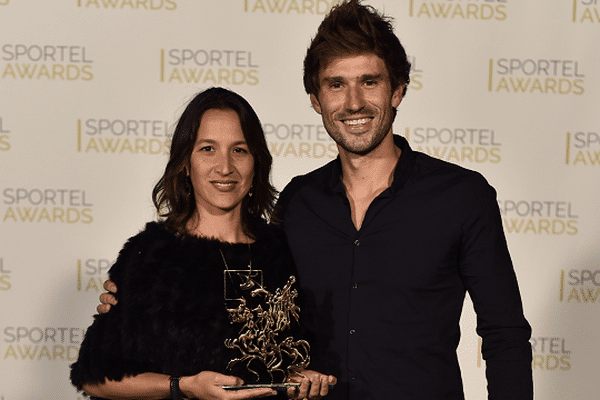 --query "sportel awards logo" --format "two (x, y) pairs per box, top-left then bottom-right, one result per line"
(408, 0), (508, 20)
(531, 336), (572, 371)
(243, 0), (341, 14)
(265, 122), (337, 159)
(498, 200), (578, 235)
(1, 44), (93, 81)
(2, 326), (83, 361)
(0, 258), (11, 291)
(404, 127), (501, 164)
(77, 118), (171, 155)
(560, 269), (600, 304)
(2, 188), (93, 224)
(408, 56), (424, 91)
(488, 58), (584, 95)
(565, 131), (600, 166)
(77, 0), (177, 10)
(77, 258), (111, 292)
(160, 49), (258, 85)
(572, 0), (600, 22)
(0, 117), (10, 151)
(477, 336), (572, 371)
